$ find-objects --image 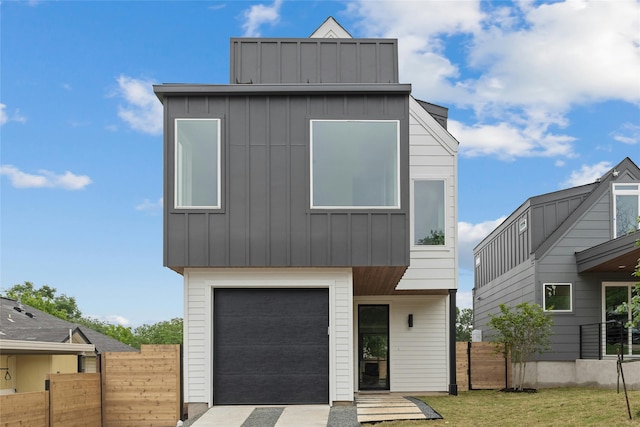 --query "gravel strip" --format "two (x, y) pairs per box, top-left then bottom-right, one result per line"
(327, 405), (360, 427)
(241, 407), (284, 427)
(404, 396), (443, 419)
